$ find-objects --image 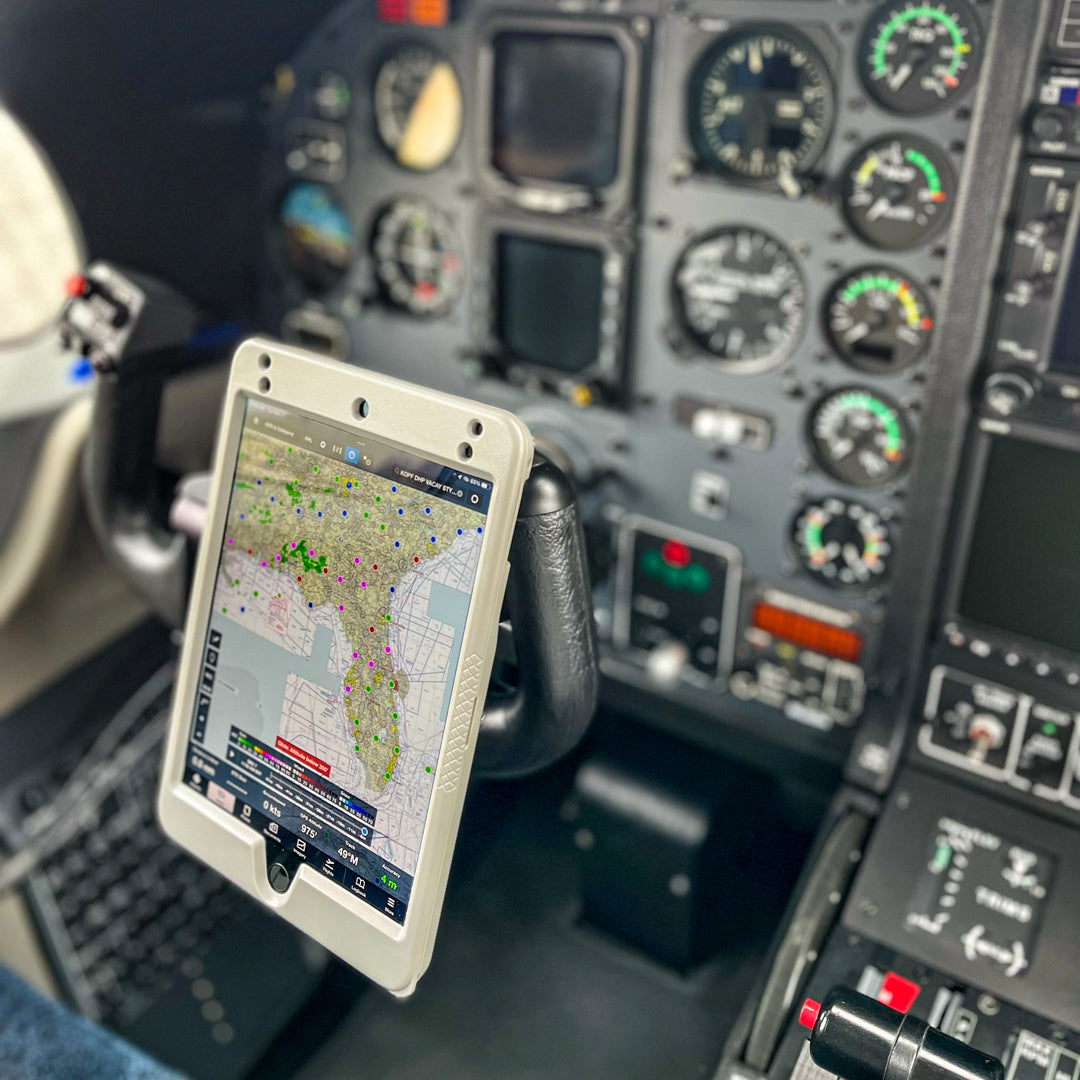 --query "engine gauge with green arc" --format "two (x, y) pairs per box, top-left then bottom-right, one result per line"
(859, 0), (983, 116)
(824, 266), (934, 373)
(841, 134), (955, 251)
(807, 386), (912, 488)
(791, 496), (893, 588)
